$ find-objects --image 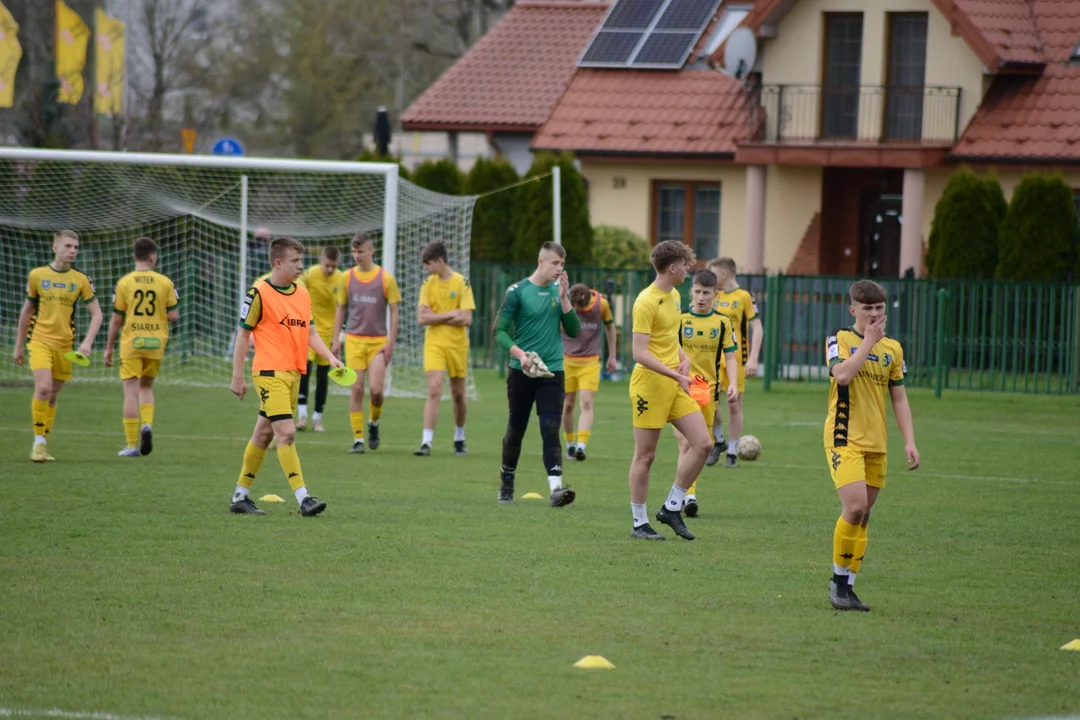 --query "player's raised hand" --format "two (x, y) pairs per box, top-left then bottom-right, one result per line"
(556, 272), (569, 301)
(865, 315), (886, 345)
(12, 346), (24, 366)
(906, 442), (920, 470)
(231, 376), (247, 400)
